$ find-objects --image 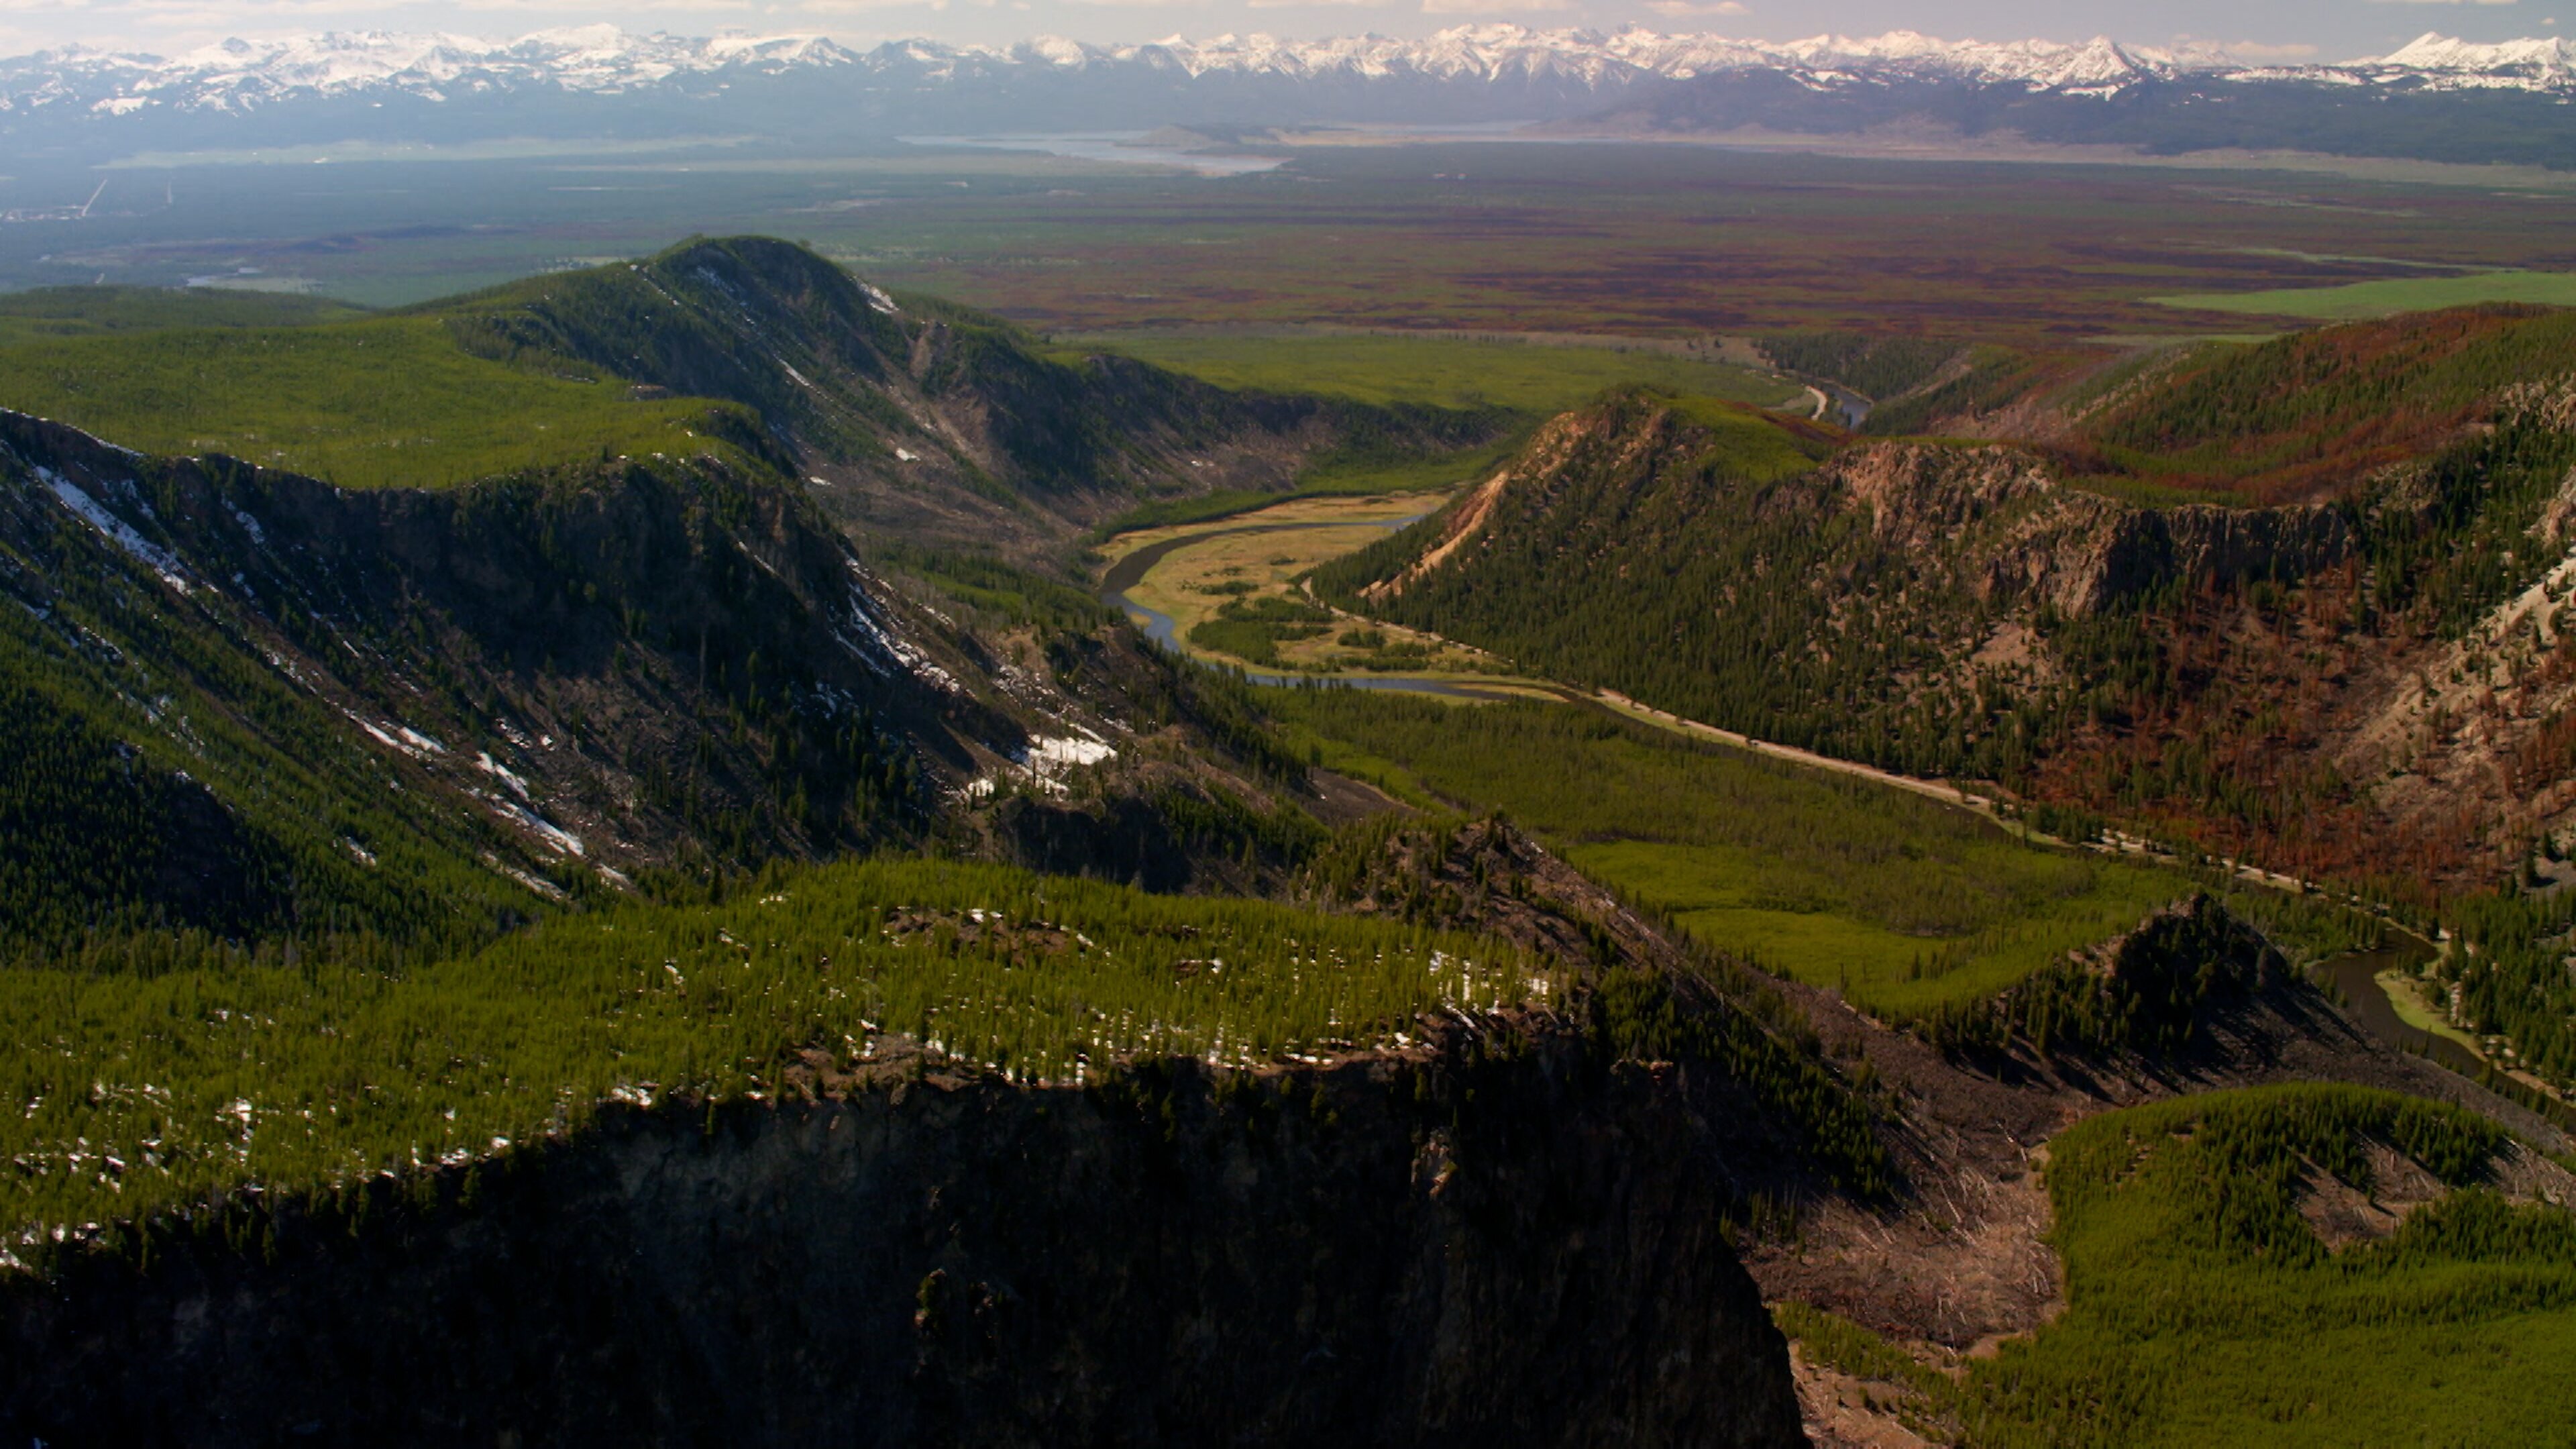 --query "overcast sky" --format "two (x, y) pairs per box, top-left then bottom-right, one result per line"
(0, 0), (2560, 62)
